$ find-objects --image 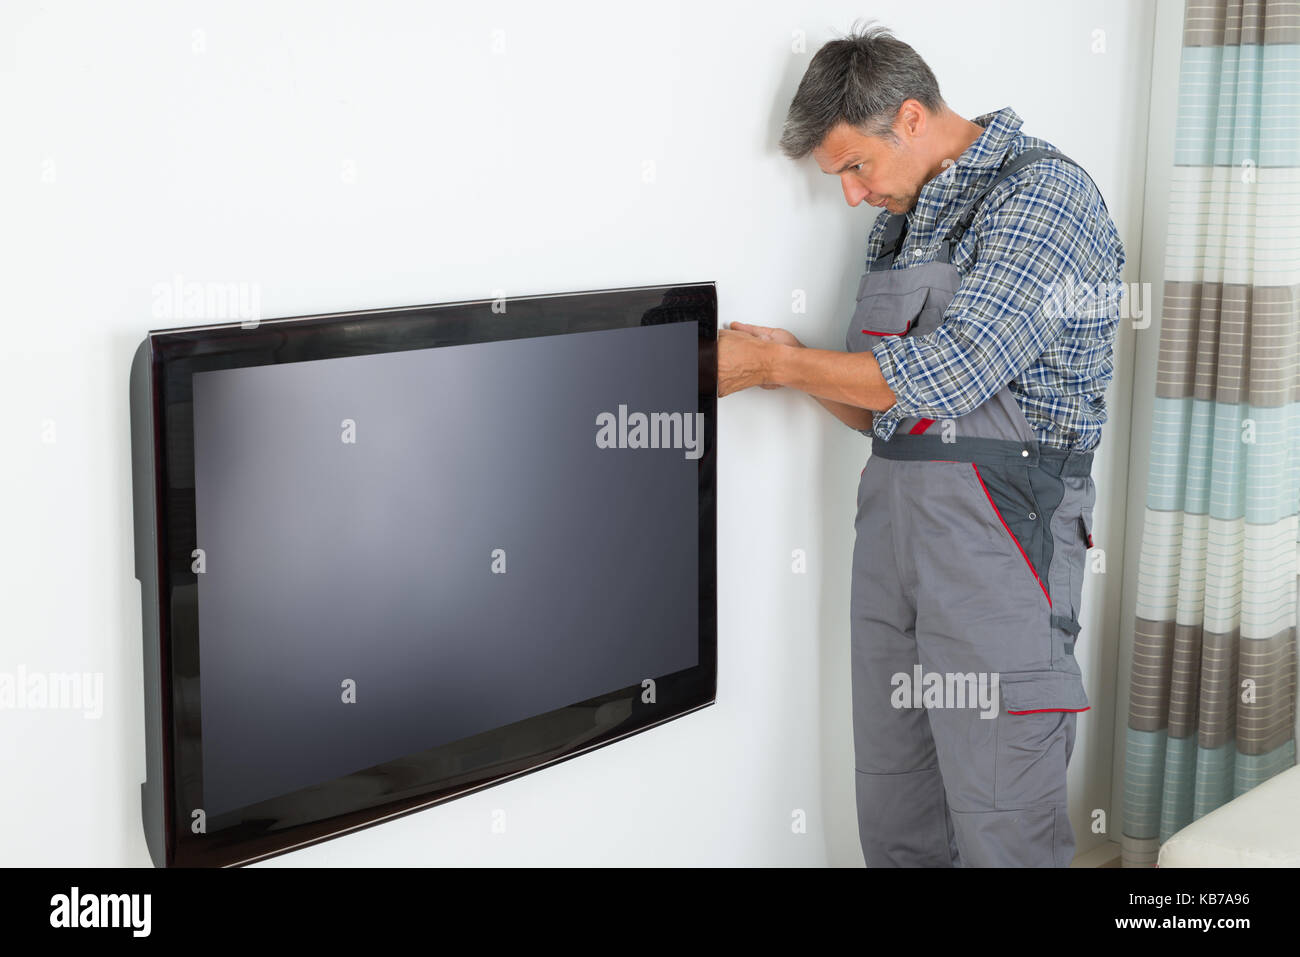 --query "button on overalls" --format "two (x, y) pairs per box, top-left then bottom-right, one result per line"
(846, 147), (1101, 867)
